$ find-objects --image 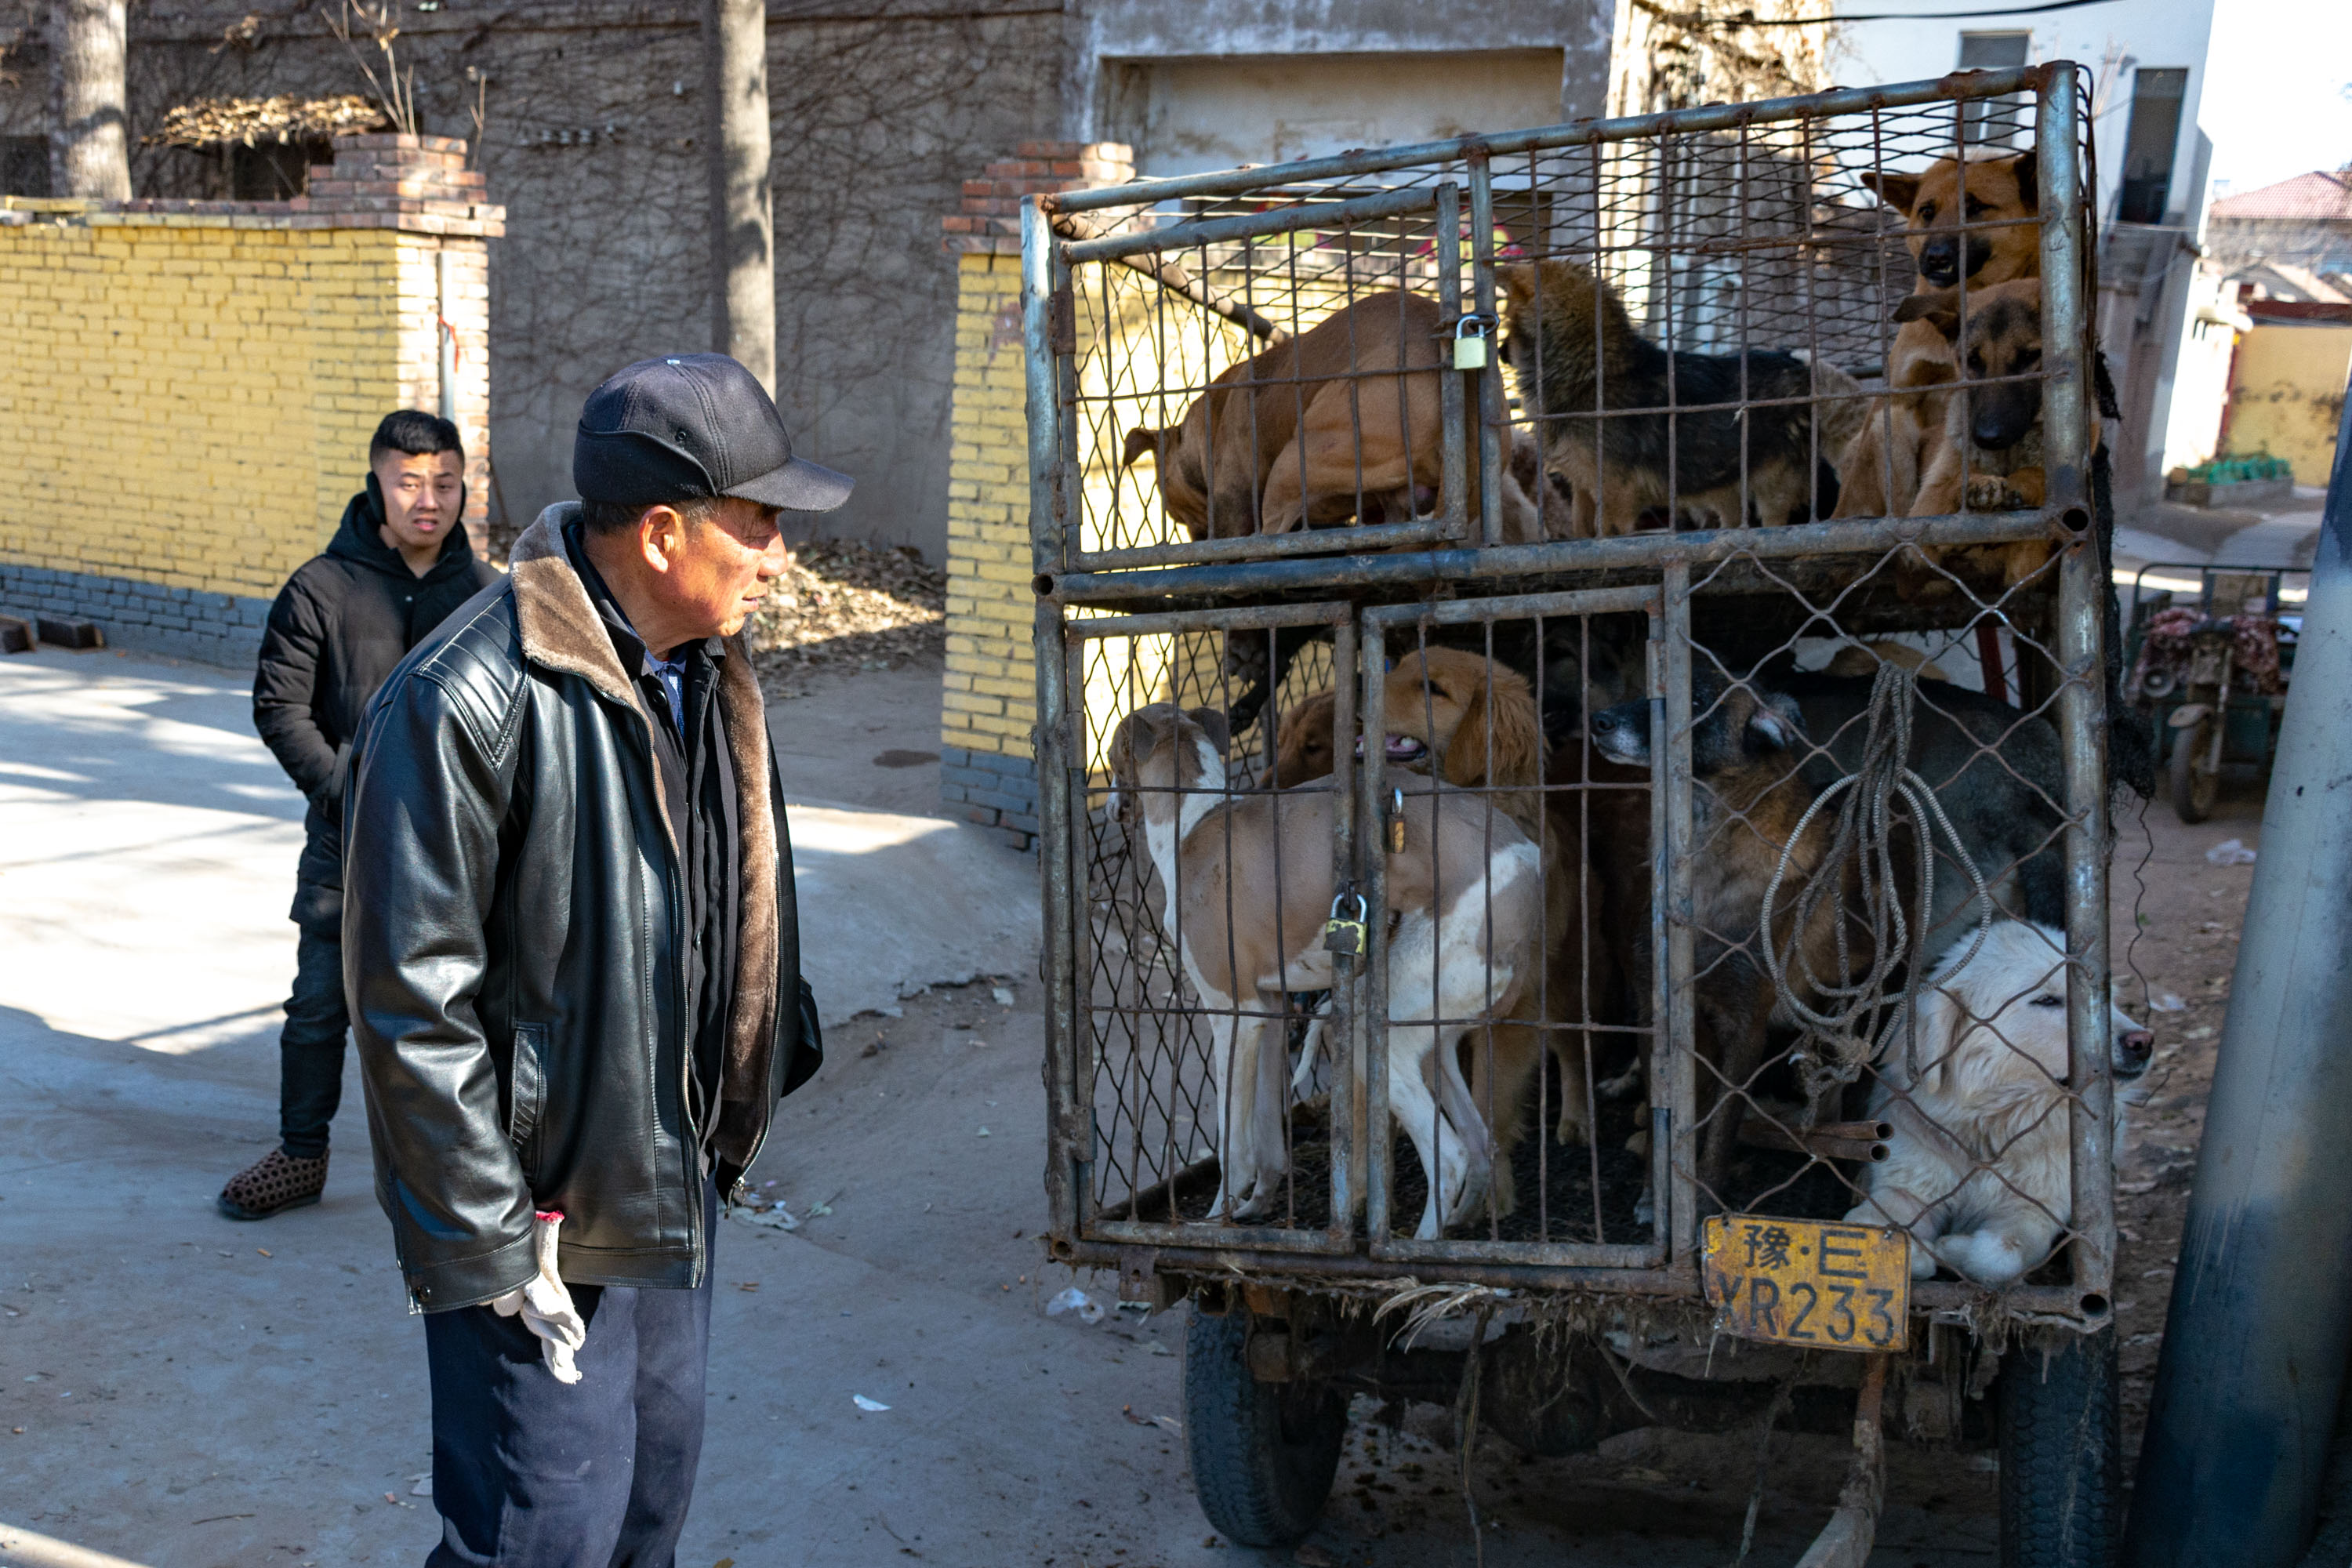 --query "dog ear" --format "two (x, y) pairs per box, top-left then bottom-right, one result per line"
(2009, 150), (2038, 212)
(1894, 287), (1963, 342)
(1120, 426), (1163, 470)
(1444, 663), (1542, 789)
(1186, 706), (1231, 758)
(1859, 169), (1922, 215)
(1497, 262), (1537, 303)
(1744, 691), (1806, 753)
